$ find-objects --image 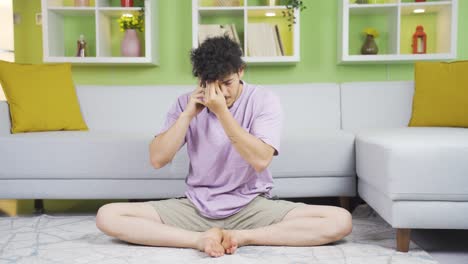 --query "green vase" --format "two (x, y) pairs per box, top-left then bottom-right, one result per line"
(361, 35), (379, 55)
